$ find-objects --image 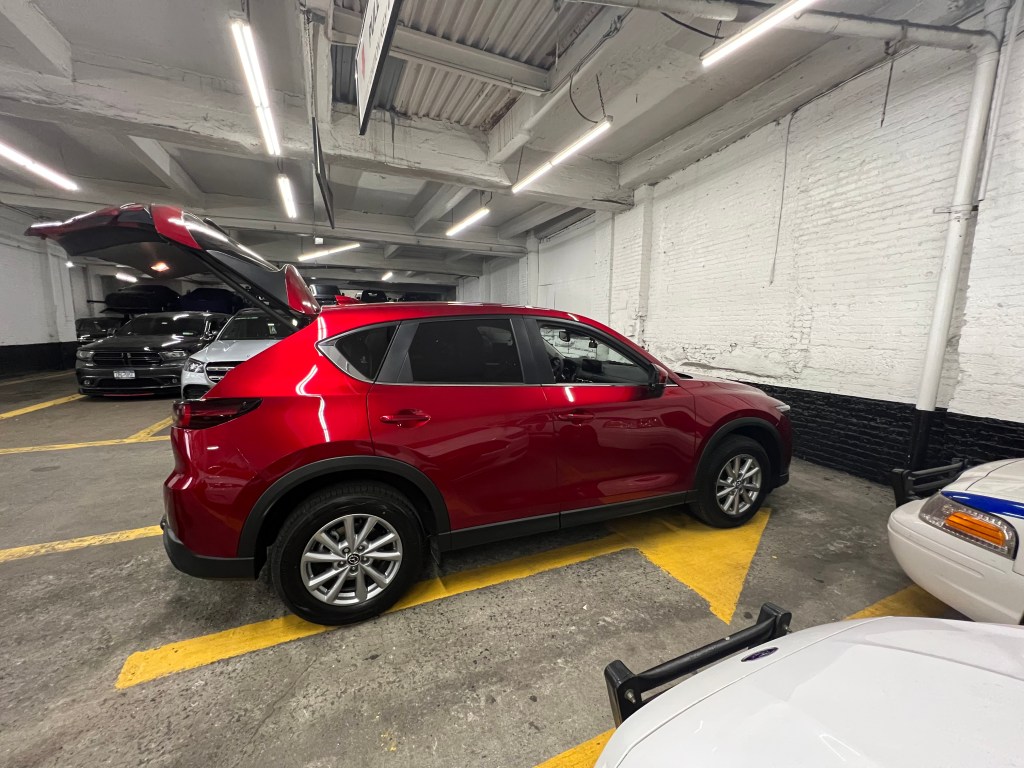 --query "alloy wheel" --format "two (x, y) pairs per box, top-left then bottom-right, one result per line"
(715, 454), (763, 517)
(300, 511), (404, 606)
